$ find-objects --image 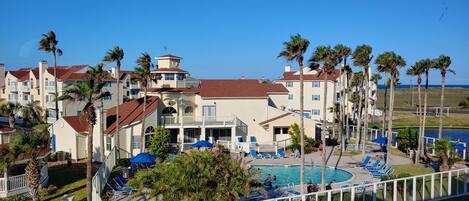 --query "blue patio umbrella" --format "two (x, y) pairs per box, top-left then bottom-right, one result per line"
(191, 140), (213, 148)
(372, 137), (388, 145)
(454, 143), (465, 151)
(130, 153), (157, 164)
